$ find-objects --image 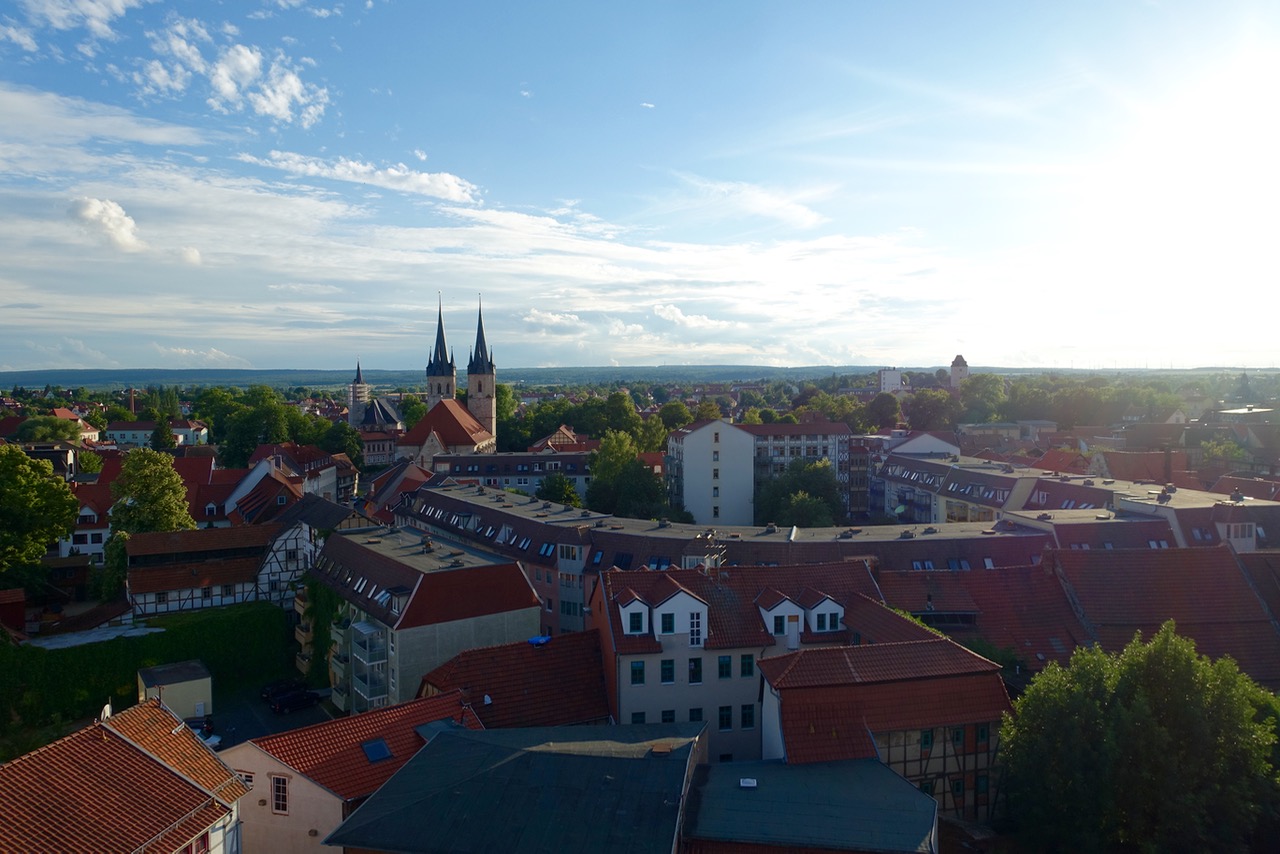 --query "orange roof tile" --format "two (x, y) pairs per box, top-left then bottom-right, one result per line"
(422, 631), (611, 728)
(399, 399), (492, 450)
(128, 556), (263, 594)
(251, 692), (481, 801)
(126, 524), (277, 557)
